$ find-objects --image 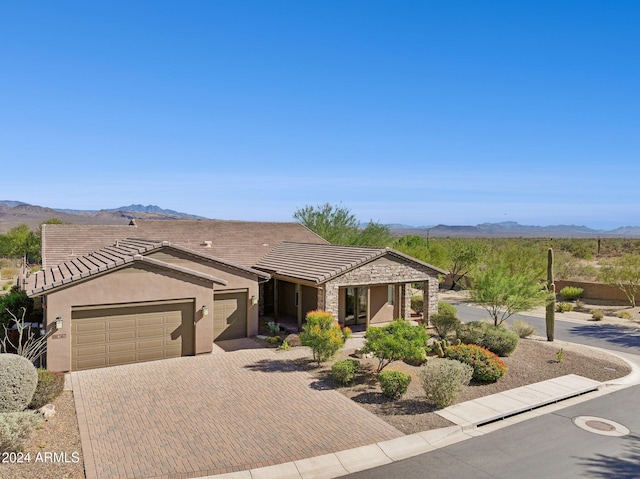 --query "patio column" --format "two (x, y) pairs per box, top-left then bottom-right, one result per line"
(402, 282), (412, 320)
(274, 279), (279, 320)
(422, 280), (429, 325)
(296, 283), (303, 331)
(317, 286), (325, 311)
